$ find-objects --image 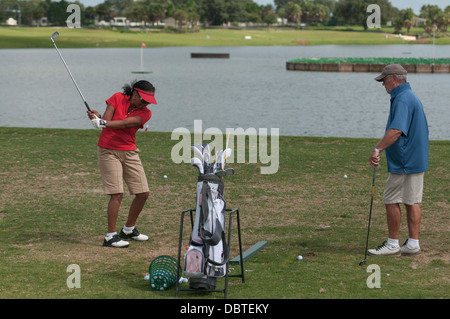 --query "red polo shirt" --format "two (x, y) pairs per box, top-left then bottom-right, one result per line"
(98, 93), (152, 151)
